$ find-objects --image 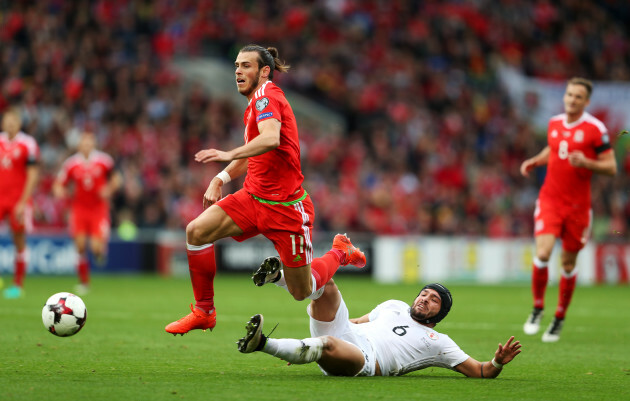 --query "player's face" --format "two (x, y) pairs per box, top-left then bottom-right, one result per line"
(2, 113), (21, 136)
(410, 289), (441, 322)
(235, 51), (268, 98)
(78, 133), (96, 155)
(563, 84), (590, 117)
